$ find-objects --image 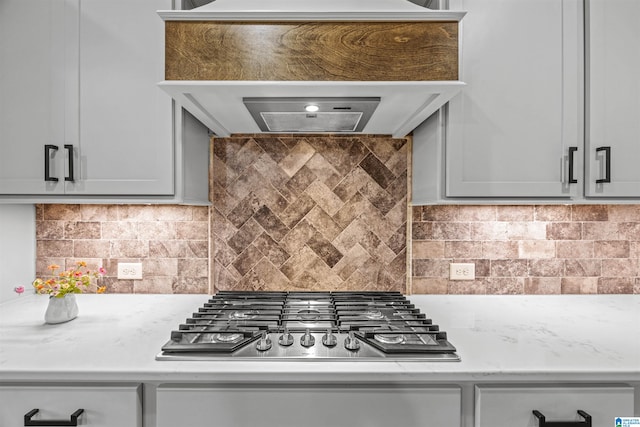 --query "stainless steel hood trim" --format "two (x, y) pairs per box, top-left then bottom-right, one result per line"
(159, 81), (465, 138)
